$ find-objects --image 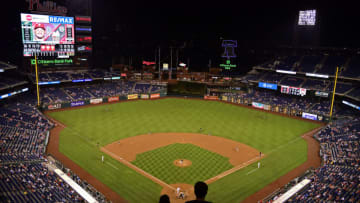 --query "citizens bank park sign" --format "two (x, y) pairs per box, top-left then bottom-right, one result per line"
(26, 0), (68, 15)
